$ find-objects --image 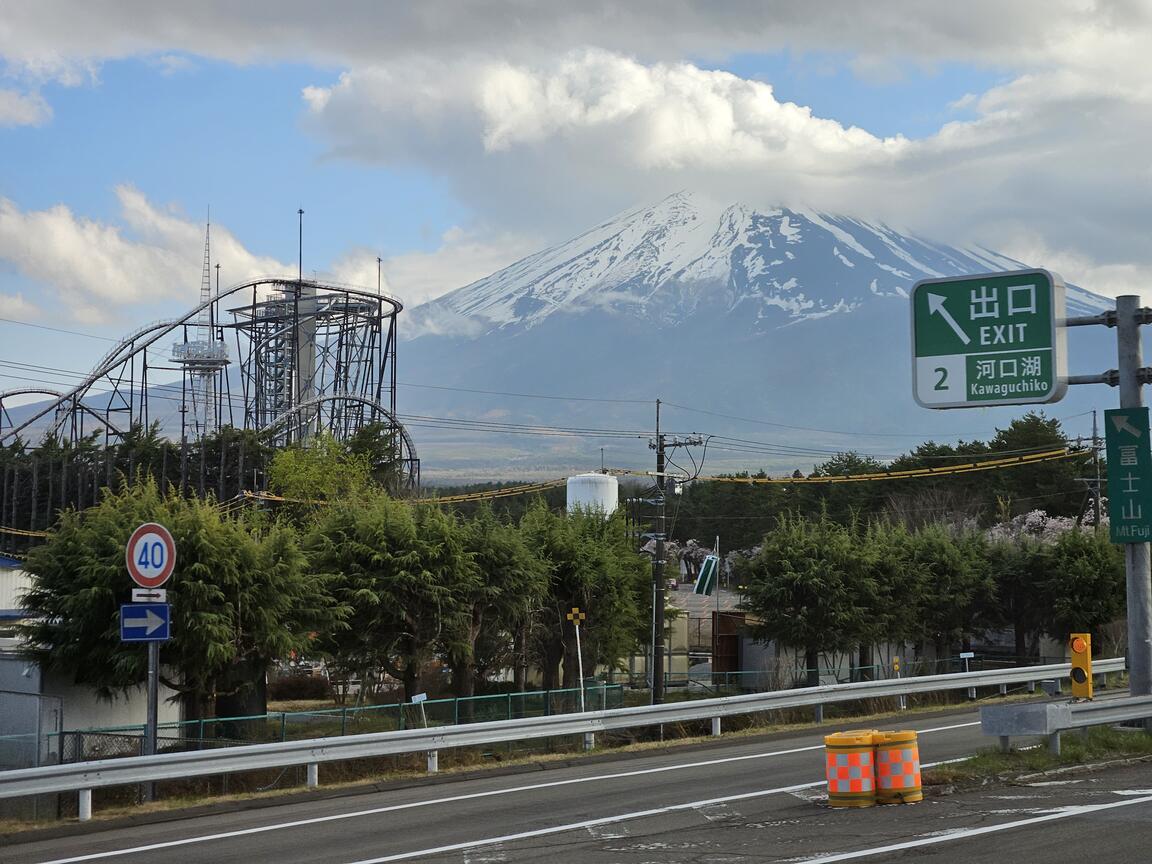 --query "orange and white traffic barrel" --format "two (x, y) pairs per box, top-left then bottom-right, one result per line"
(824, 730), (877, 807)
(874, 730), (922, 804)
